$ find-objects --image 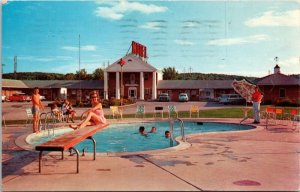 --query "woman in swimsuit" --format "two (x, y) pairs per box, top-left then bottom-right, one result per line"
(69, 91), (106, 130)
